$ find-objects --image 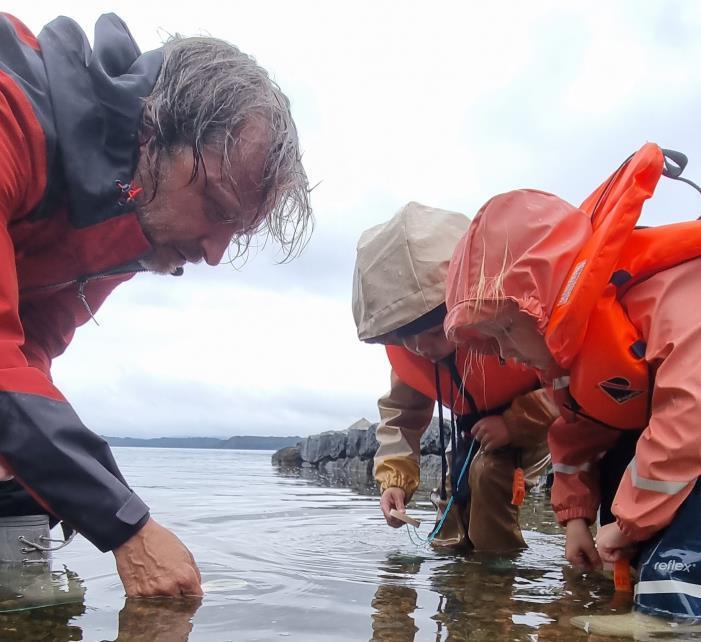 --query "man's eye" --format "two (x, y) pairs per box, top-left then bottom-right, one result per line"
(212, 211), (239, 226)
(206, 197), (234, 223)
